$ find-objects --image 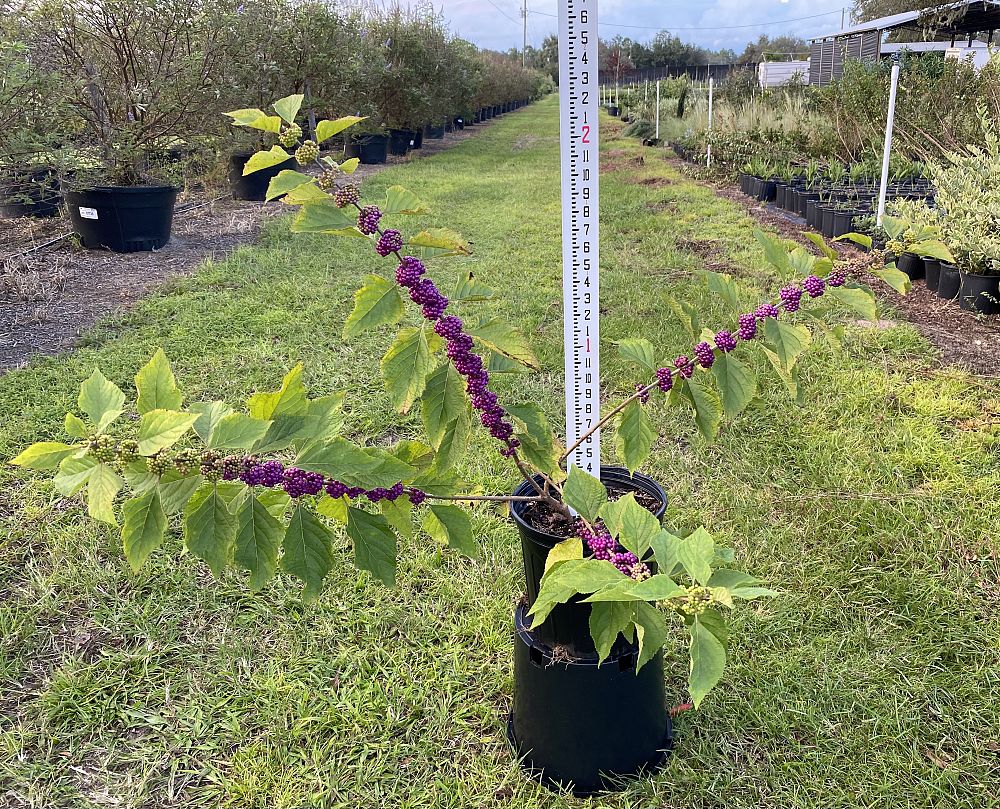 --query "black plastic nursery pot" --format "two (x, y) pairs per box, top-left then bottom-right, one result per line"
(425, 123), (446, 140)
(937, 262), (961, 300)
(924, 258), (941, 292)
(831, 210), (859, 239)
(957, 271), (1000, 314)
(388, 129), (412, 156)
(608, 105), (620, 117)
(411, 129), (424, 150)
(66, 186), (177, 253)
(798, 191), (820, 218)
(510, 468), (667, 652)
(228, 151), (296, 201)
(357, 135), (389, 165)
(0, 167), (61, 218)
(820, 207), (836, 238)
(896, 252), (925, 281)
(453, 117), (465, 130)
(509, 603), (672, 796)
